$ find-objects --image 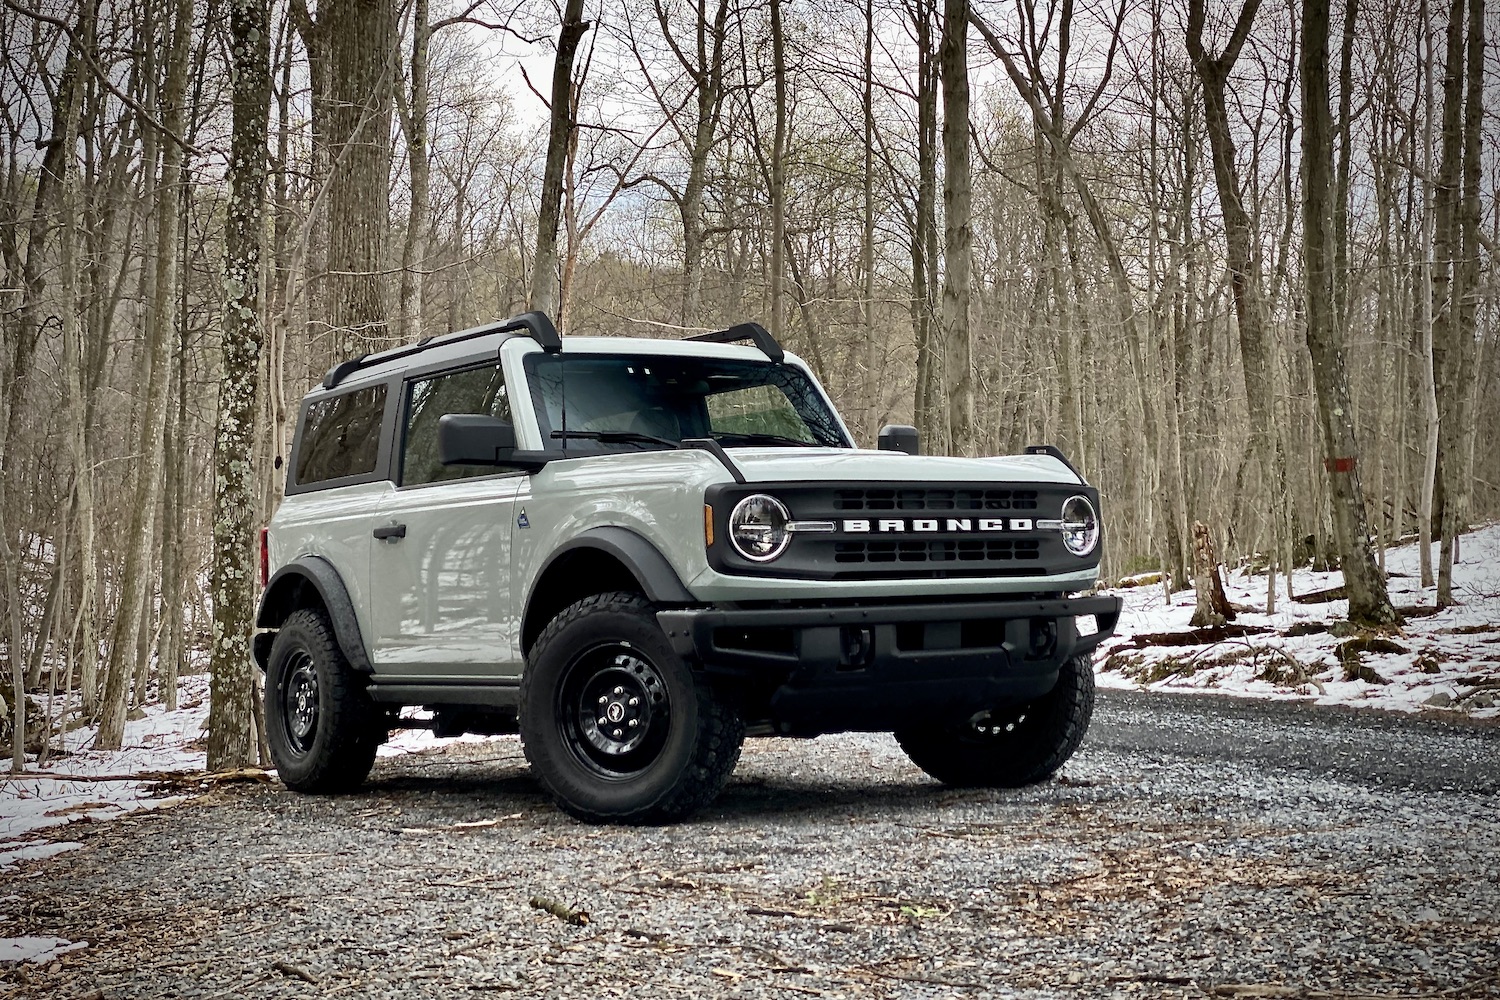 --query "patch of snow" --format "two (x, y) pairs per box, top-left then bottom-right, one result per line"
(0, 673), (214, 844)
(0, 936), (87, 963)
(0, 840), (82, 871)
(1095, 522), (1500, 719)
